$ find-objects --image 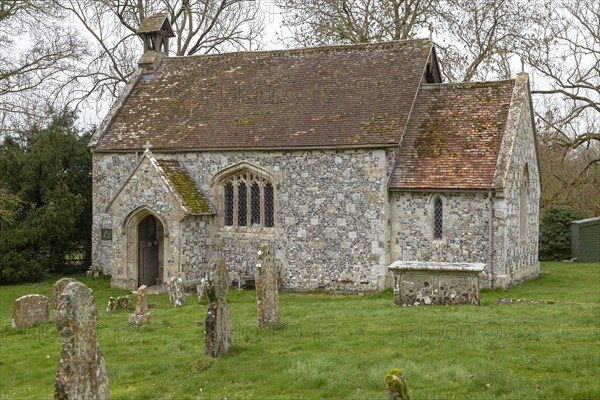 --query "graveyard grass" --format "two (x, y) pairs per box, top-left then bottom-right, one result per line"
(1, 262), (598, 400)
